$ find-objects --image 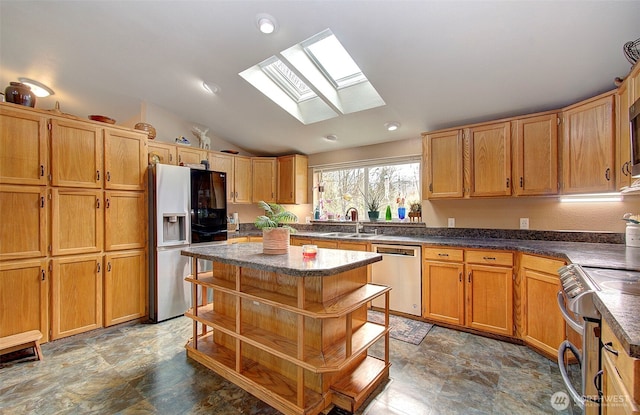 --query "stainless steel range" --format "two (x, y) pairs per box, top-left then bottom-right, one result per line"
(557, 263), (640, 414)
